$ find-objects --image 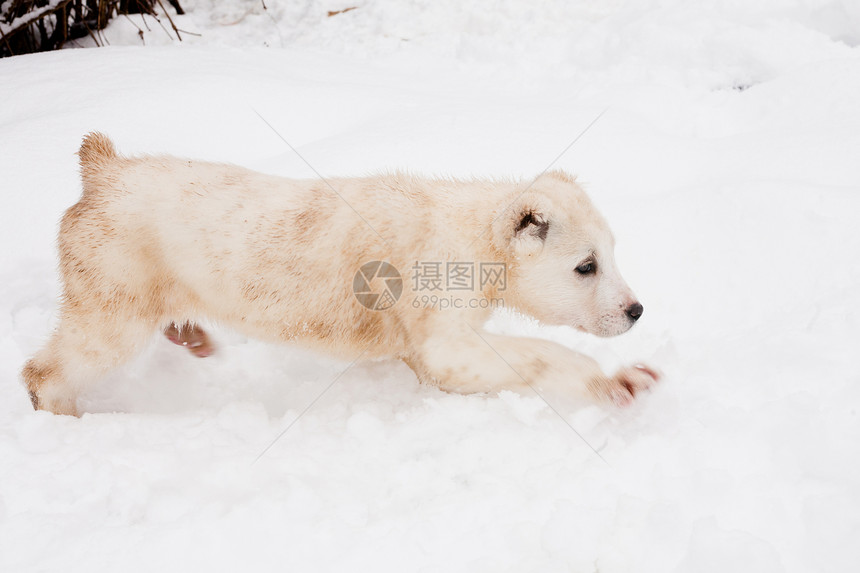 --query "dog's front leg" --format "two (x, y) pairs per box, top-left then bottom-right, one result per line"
(412, 319), (659, 406)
